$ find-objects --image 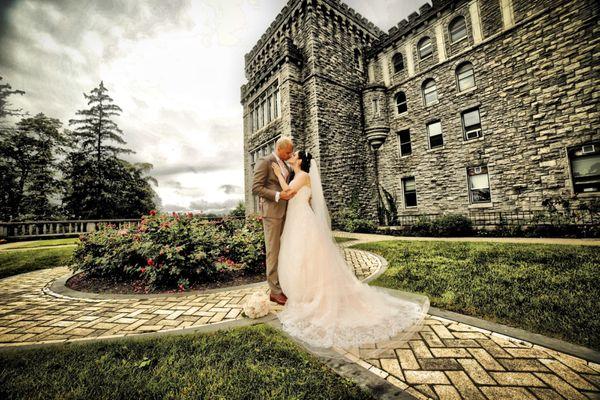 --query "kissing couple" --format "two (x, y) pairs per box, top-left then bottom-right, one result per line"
(252, 136), (429, 349)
